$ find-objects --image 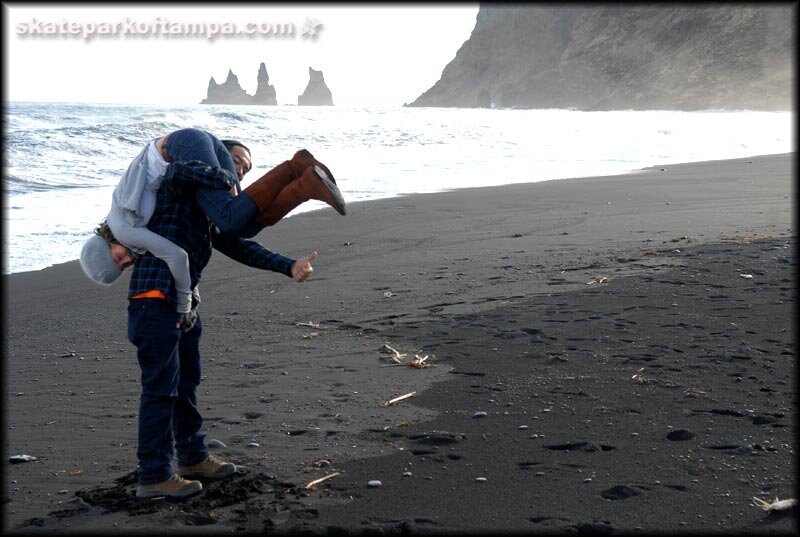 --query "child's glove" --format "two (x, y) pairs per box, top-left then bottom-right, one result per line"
(177, 309), (198, 333)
